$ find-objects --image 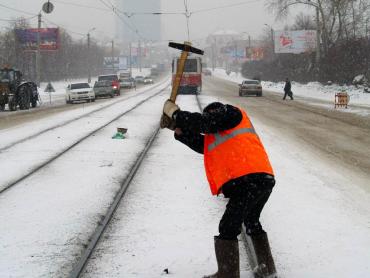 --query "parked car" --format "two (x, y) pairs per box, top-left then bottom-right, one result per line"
(119, 70), (131, 80)
(65, 83), (95, 104)
(203, 69), (212, 76)
(93, 80), (115, 99)
(134, 75), (145, 84)
(120, 77), (136, 89)
(143, 76), (154, 84)
(97, 74), (120, 96)
(239, 79), (262, 97)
